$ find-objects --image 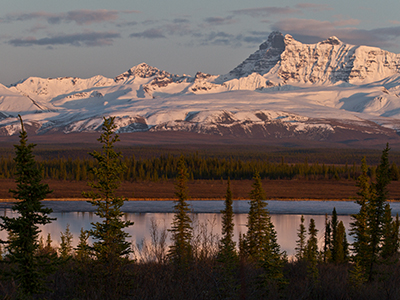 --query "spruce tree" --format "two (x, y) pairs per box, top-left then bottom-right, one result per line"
(305, 218), (319, 263)
(323, 214), (332, 262)
(75, 228), (91, 261)
(351, 145), (393, 281)
(305, 218), (319, 283)
(217, 178), (238, 299)
(334, 221), (349, 263)
(83, 116), (133, 263)
(168, 156), (193, 266)
(330, 207), (338, 262)
(381, 206), (400, 260)
(350, 157), (371, 272)
(244, 172), (283, 282)
(367, 143), (391, 280)
(244, 172), (268, 260)
(330, 208), (349, 263)
(59, 224), (73, 259)
(218, 178), (237, 261)
(295, 215), (307, 261)
(0, 115), (55, 296)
